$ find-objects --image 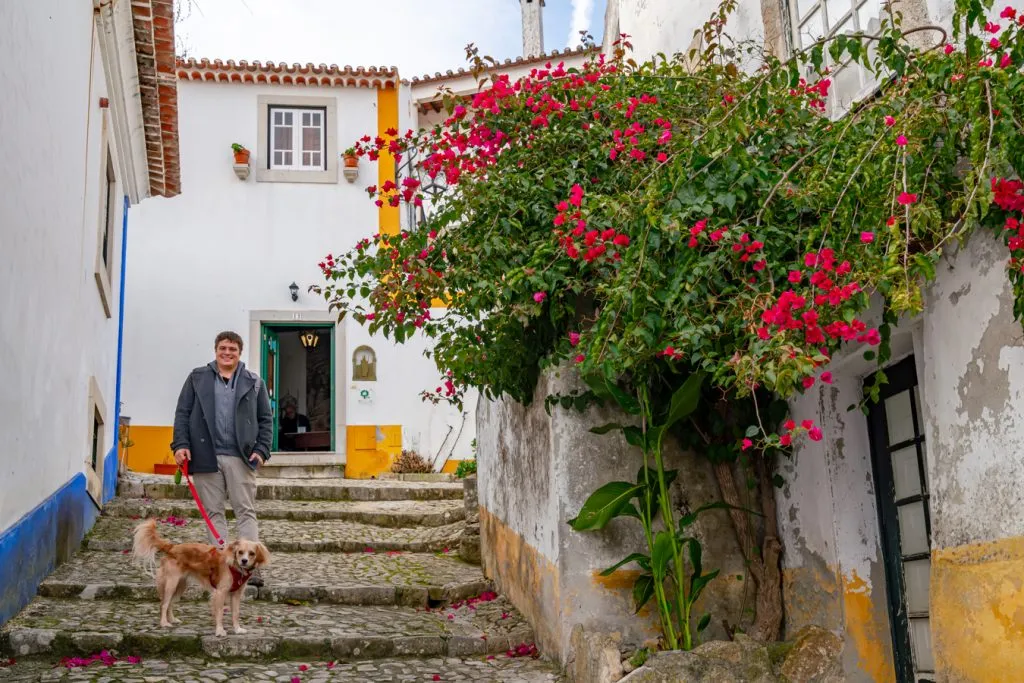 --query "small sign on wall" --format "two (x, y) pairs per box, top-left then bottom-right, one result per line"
(354, 386), (374, 404)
